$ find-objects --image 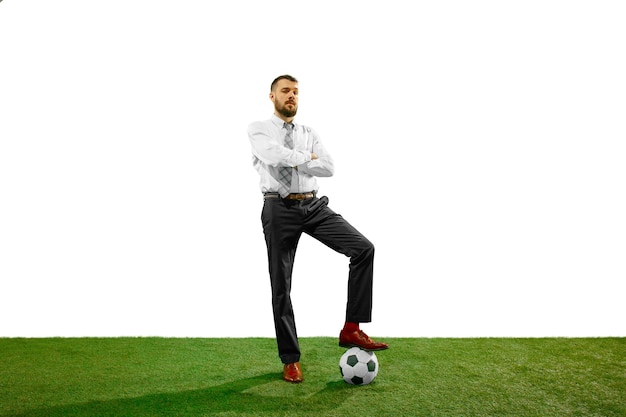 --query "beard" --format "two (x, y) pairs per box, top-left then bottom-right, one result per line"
(275, 101), (298, 118)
